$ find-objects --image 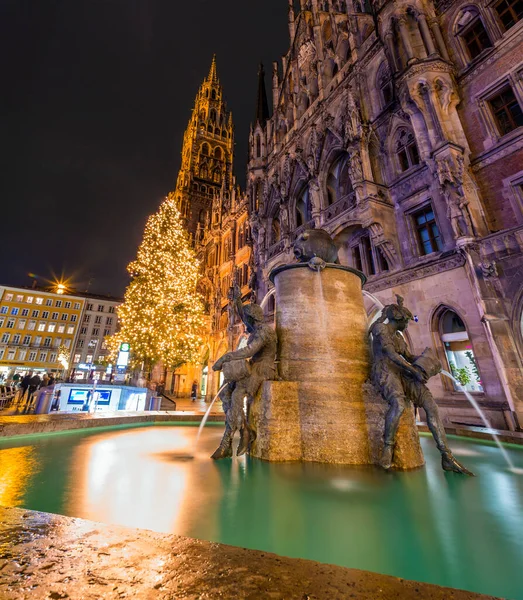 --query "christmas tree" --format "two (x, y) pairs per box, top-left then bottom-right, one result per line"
(109, 194), (205, 373)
